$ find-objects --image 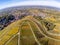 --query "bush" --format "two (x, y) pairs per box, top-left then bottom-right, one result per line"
(0, 15), (15, 30)
(43, 21), (56, 30)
